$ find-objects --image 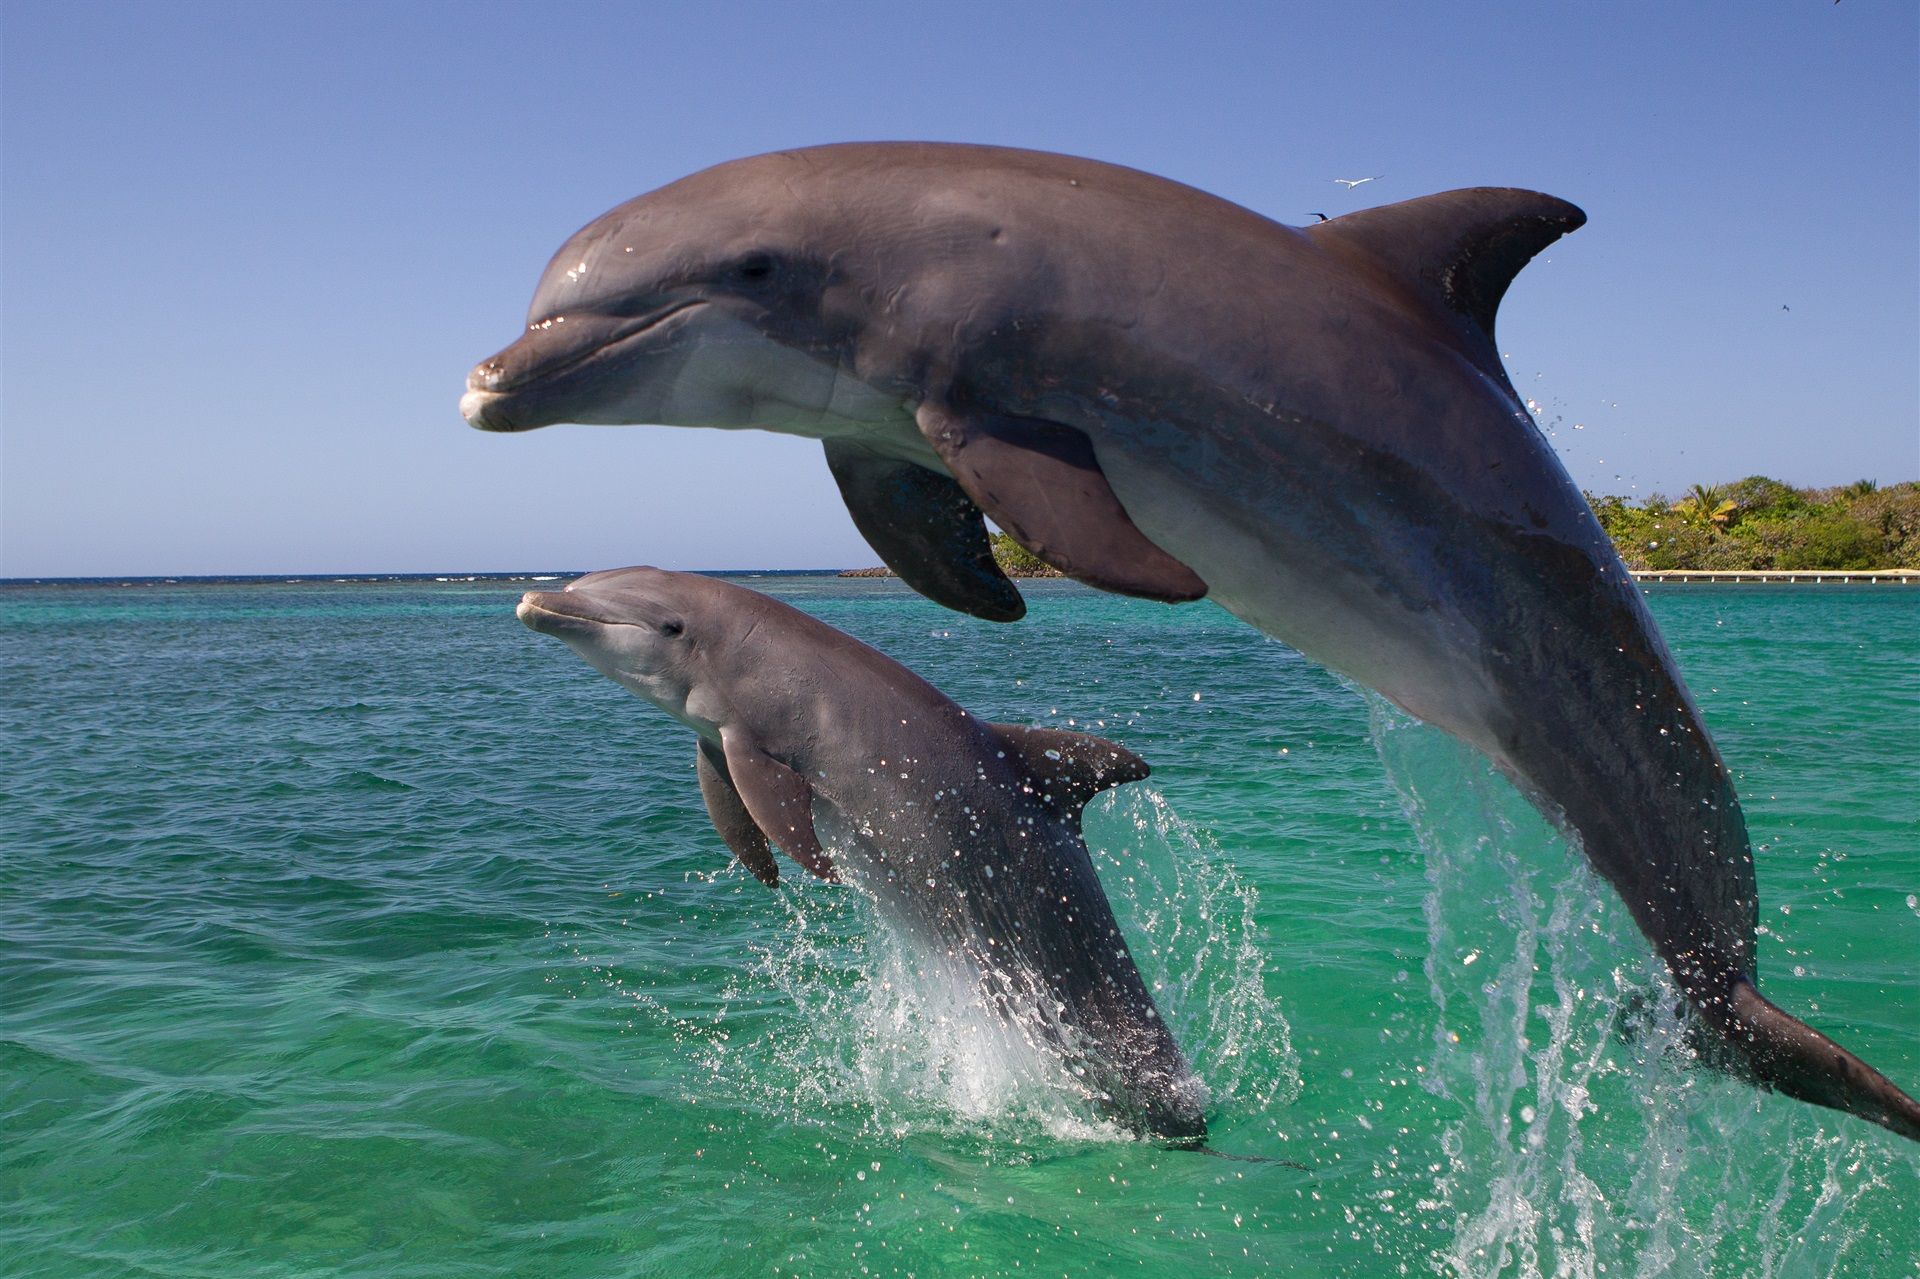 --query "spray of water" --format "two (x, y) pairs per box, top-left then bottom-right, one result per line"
(1367, 696), (1901, 1278)
(592, 786), (1295, 1150)
(1089, 787), (1301, 1122)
